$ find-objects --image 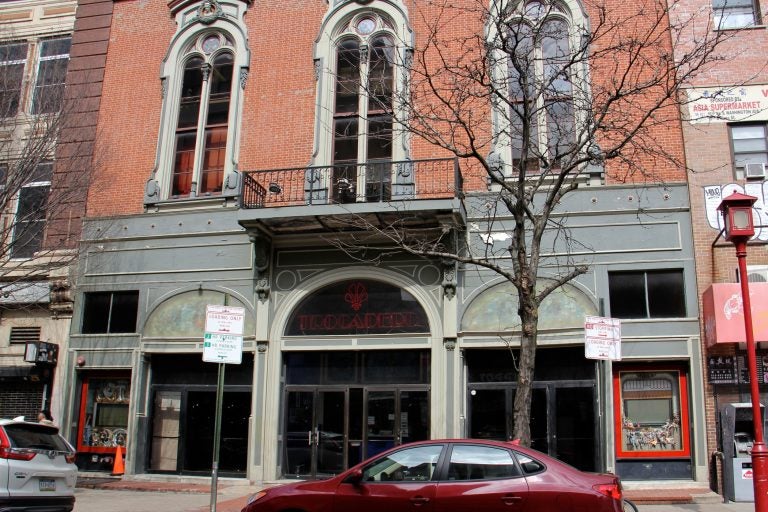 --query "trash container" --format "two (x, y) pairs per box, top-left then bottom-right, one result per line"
(721, 403), (766, 501)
